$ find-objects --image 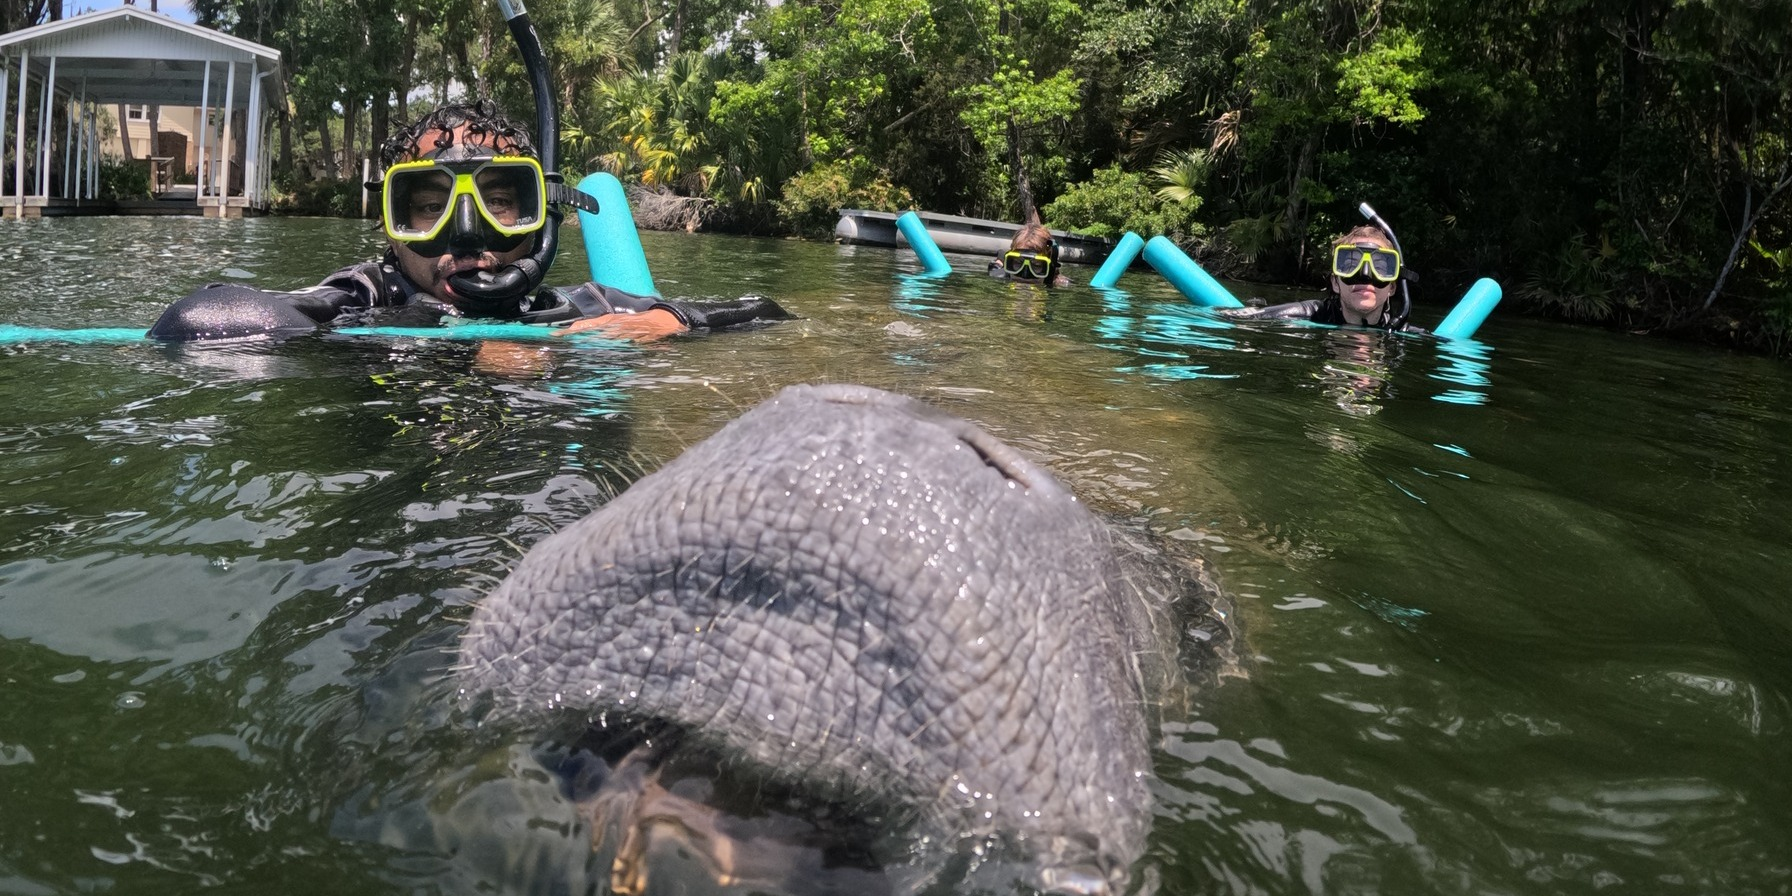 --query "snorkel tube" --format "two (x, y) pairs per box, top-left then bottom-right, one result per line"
(1356, 202), (1413, 330)
(445, 0), (562, 306)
